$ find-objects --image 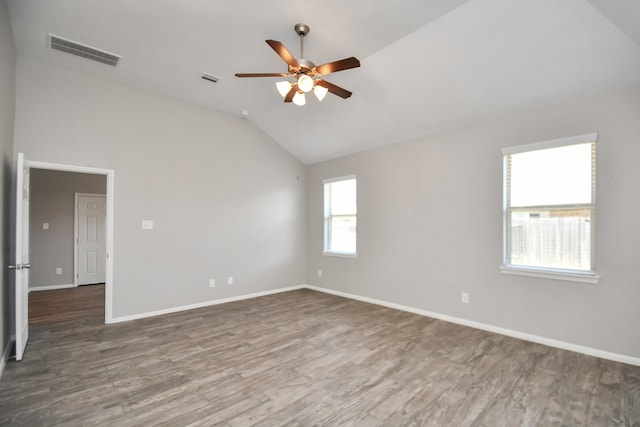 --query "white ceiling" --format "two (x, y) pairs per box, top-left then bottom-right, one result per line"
(7, 0), (640, 164)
